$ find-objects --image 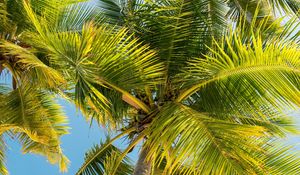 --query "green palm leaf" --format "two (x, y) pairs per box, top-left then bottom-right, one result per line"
(0, 84), (69, 172)
(144, 103), (276, 174)
(21, 1), (165, 127)
(264, 143), (300, 174)
(0, 135), (8, 175)
(226, 0), (300, 21)
(74, 3), (300, 175)
(54, 2), (105, 32)
(94, 0), (126, 24)
(77, 139), (134, 175)
(131, 0), (227, 78)
(177, 19), (300, 106)
(0, 40), (65, 88)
